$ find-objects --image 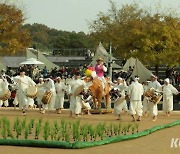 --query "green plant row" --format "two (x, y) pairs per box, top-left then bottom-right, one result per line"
(0, 120), (179, 149)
